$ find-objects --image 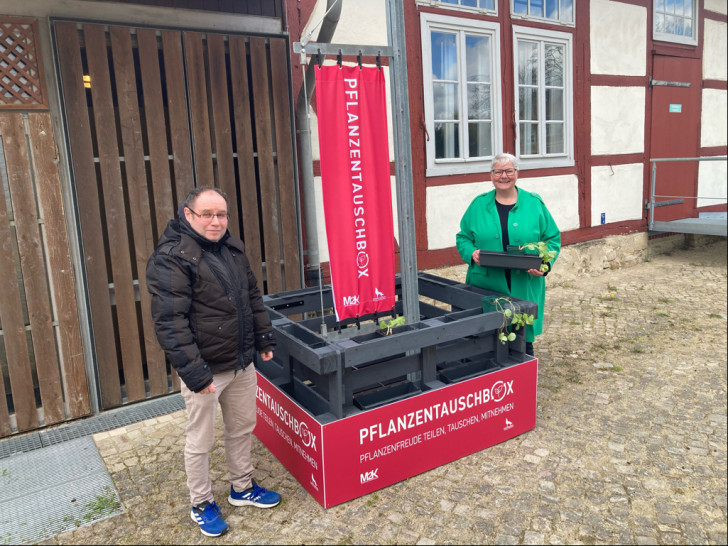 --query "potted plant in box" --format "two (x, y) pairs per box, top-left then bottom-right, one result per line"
(482, 295), (535, 344)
